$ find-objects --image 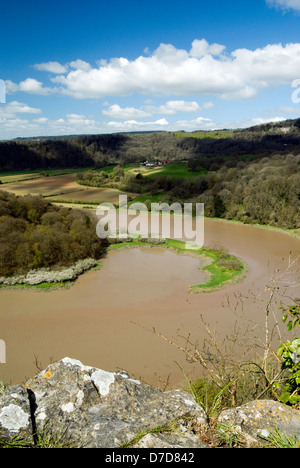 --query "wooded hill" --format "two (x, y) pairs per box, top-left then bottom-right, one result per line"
(0, 118), (300, 230)
(0, 192), (105, 277)
(1, 118), (300, 171)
